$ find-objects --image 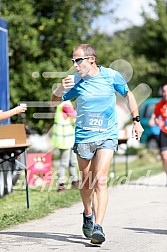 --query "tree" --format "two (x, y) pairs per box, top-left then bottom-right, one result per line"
(132, 0), (167, 95)
(89, 0), (167, 97)
(0, 0), (108, 132)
